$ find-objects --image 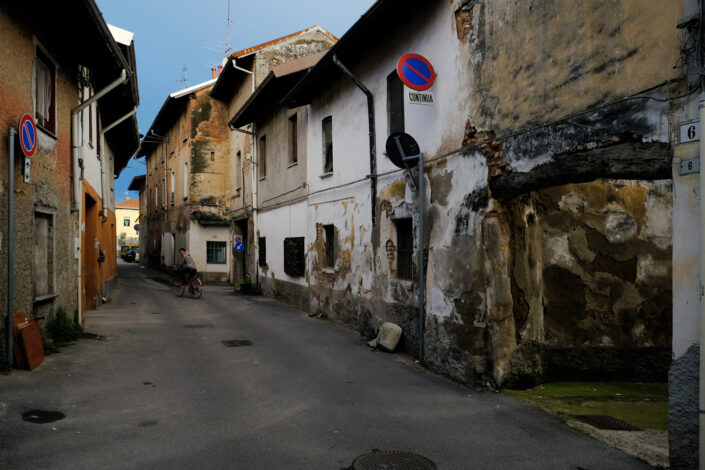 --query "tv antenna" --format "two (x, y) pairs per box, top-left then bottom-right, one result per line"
(175, 65), (188, 88)
(226, 0), (232, 56)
